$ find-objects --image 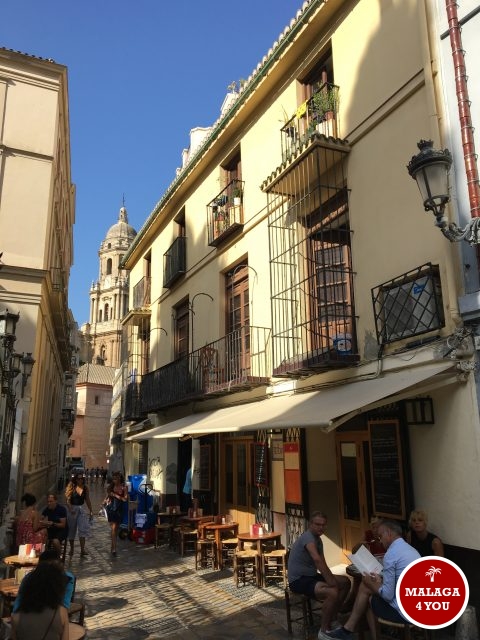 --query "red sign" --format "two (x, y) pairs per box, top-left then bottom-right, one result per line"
(396, 556), (469, 629)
